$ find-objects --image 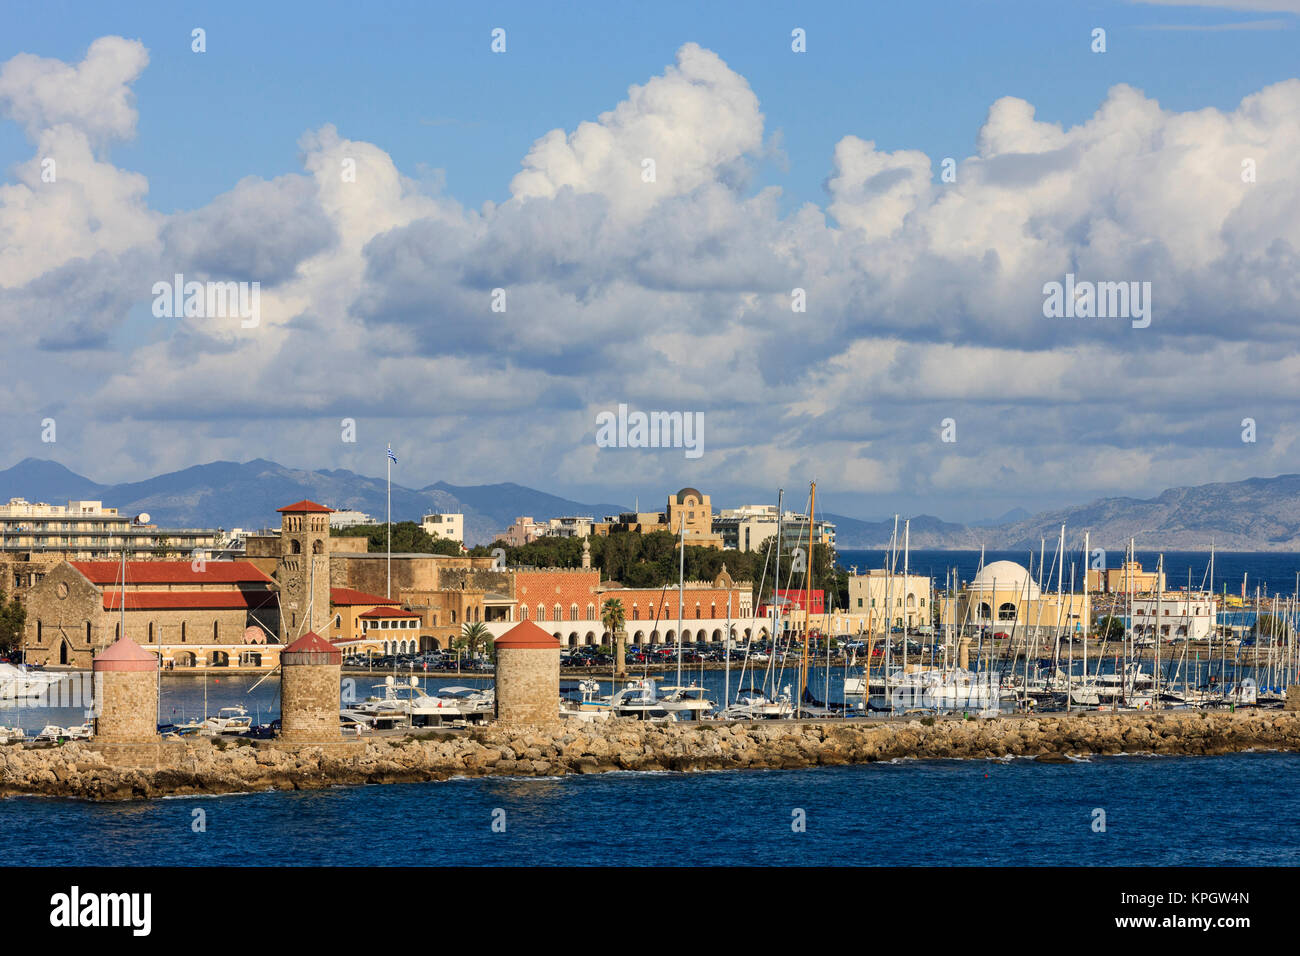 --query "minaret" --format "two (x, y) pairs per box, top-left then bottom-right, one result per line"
(582, 536), (591, 570)
(276, 500), (333, 643)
